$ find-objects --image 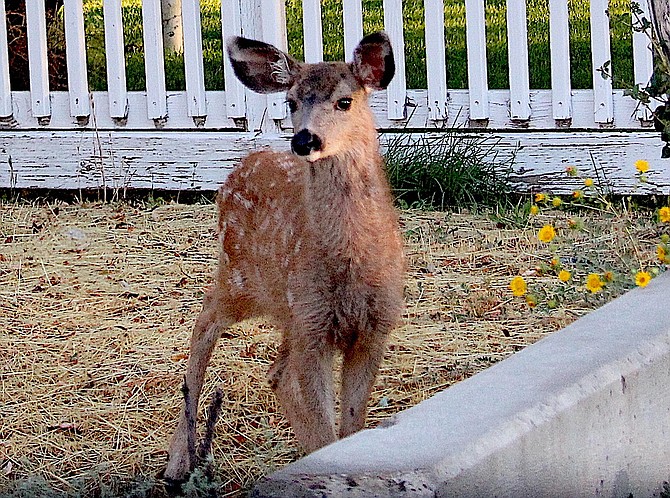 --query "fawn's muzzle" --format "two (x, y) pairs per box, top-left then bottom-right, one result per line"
(291, 129), (323, 156)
